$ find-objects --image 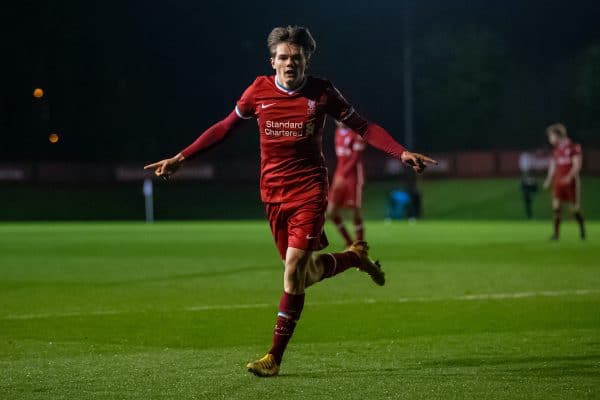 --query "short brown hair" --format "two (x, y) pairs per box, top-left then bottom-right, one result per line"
(267, 26), (316, 60)
(546, 123), (567, 137)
